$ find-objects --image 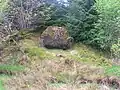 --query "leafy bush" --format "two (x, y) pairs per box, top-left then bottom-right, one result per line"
(46, 0), (120, 52)
(111, 39), (120, 59)
(44, 1), (68, 27)
(92, 0), (120, 50)
(45, 0), (98, 44)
